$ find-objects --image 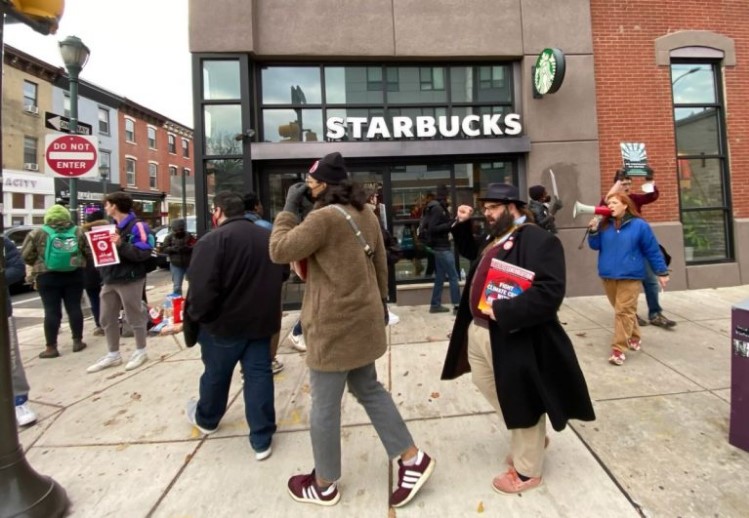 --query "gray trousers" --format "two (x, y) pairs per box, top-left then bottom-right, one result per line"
(100, 279), (147, 353)
(9, 316), (30, 398)
(309, 363), (414, 482)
